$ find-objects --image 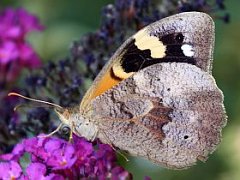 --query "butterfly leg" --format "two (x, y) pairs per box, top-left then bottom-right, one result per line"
(68, 122), (74, 143)
(100, 128), (129, 162)
(90, 131), (98, 142)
